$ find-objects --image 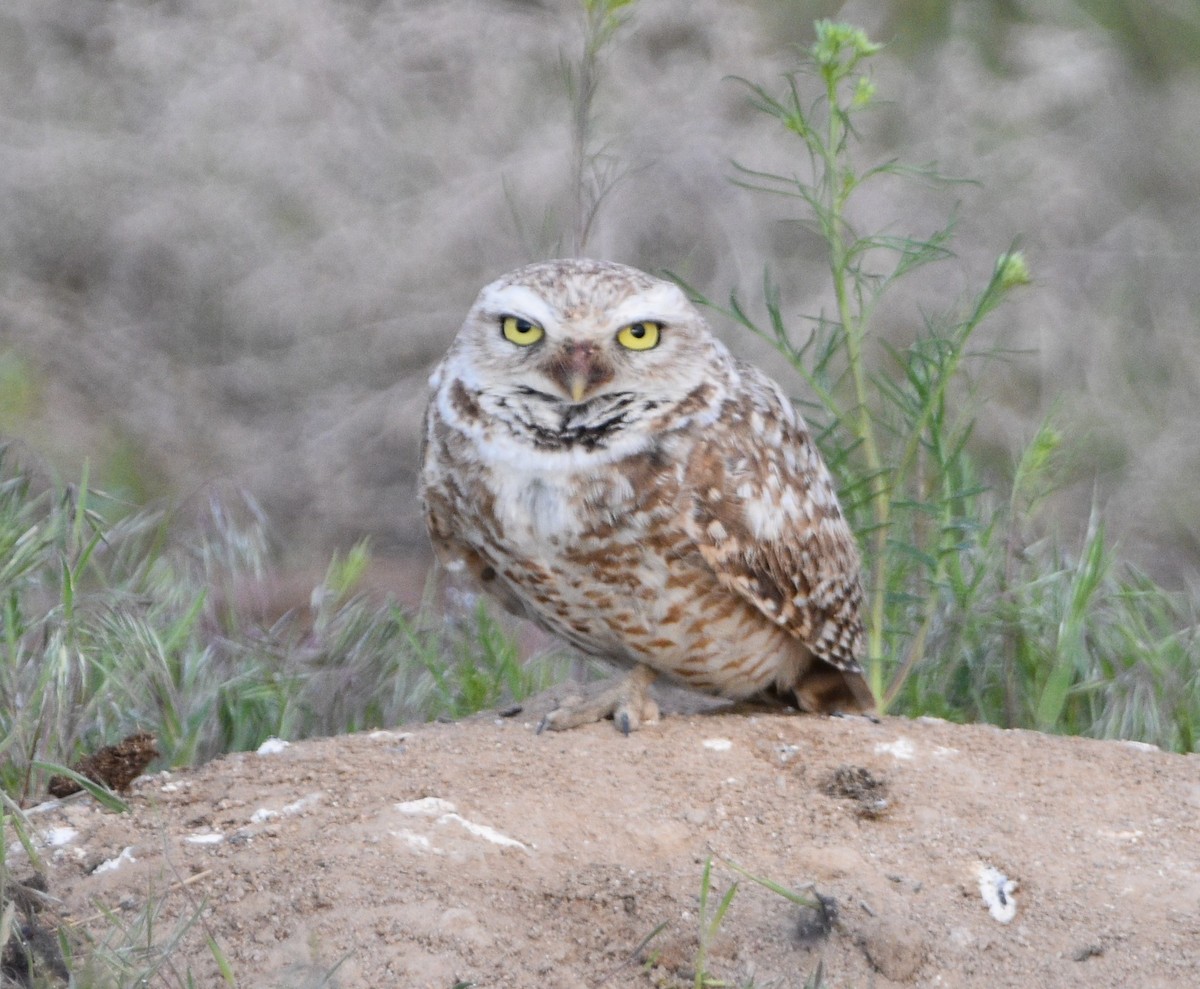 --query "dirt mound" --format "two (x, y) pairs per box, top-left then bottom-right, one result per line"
(16, 707), (1200, 987)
